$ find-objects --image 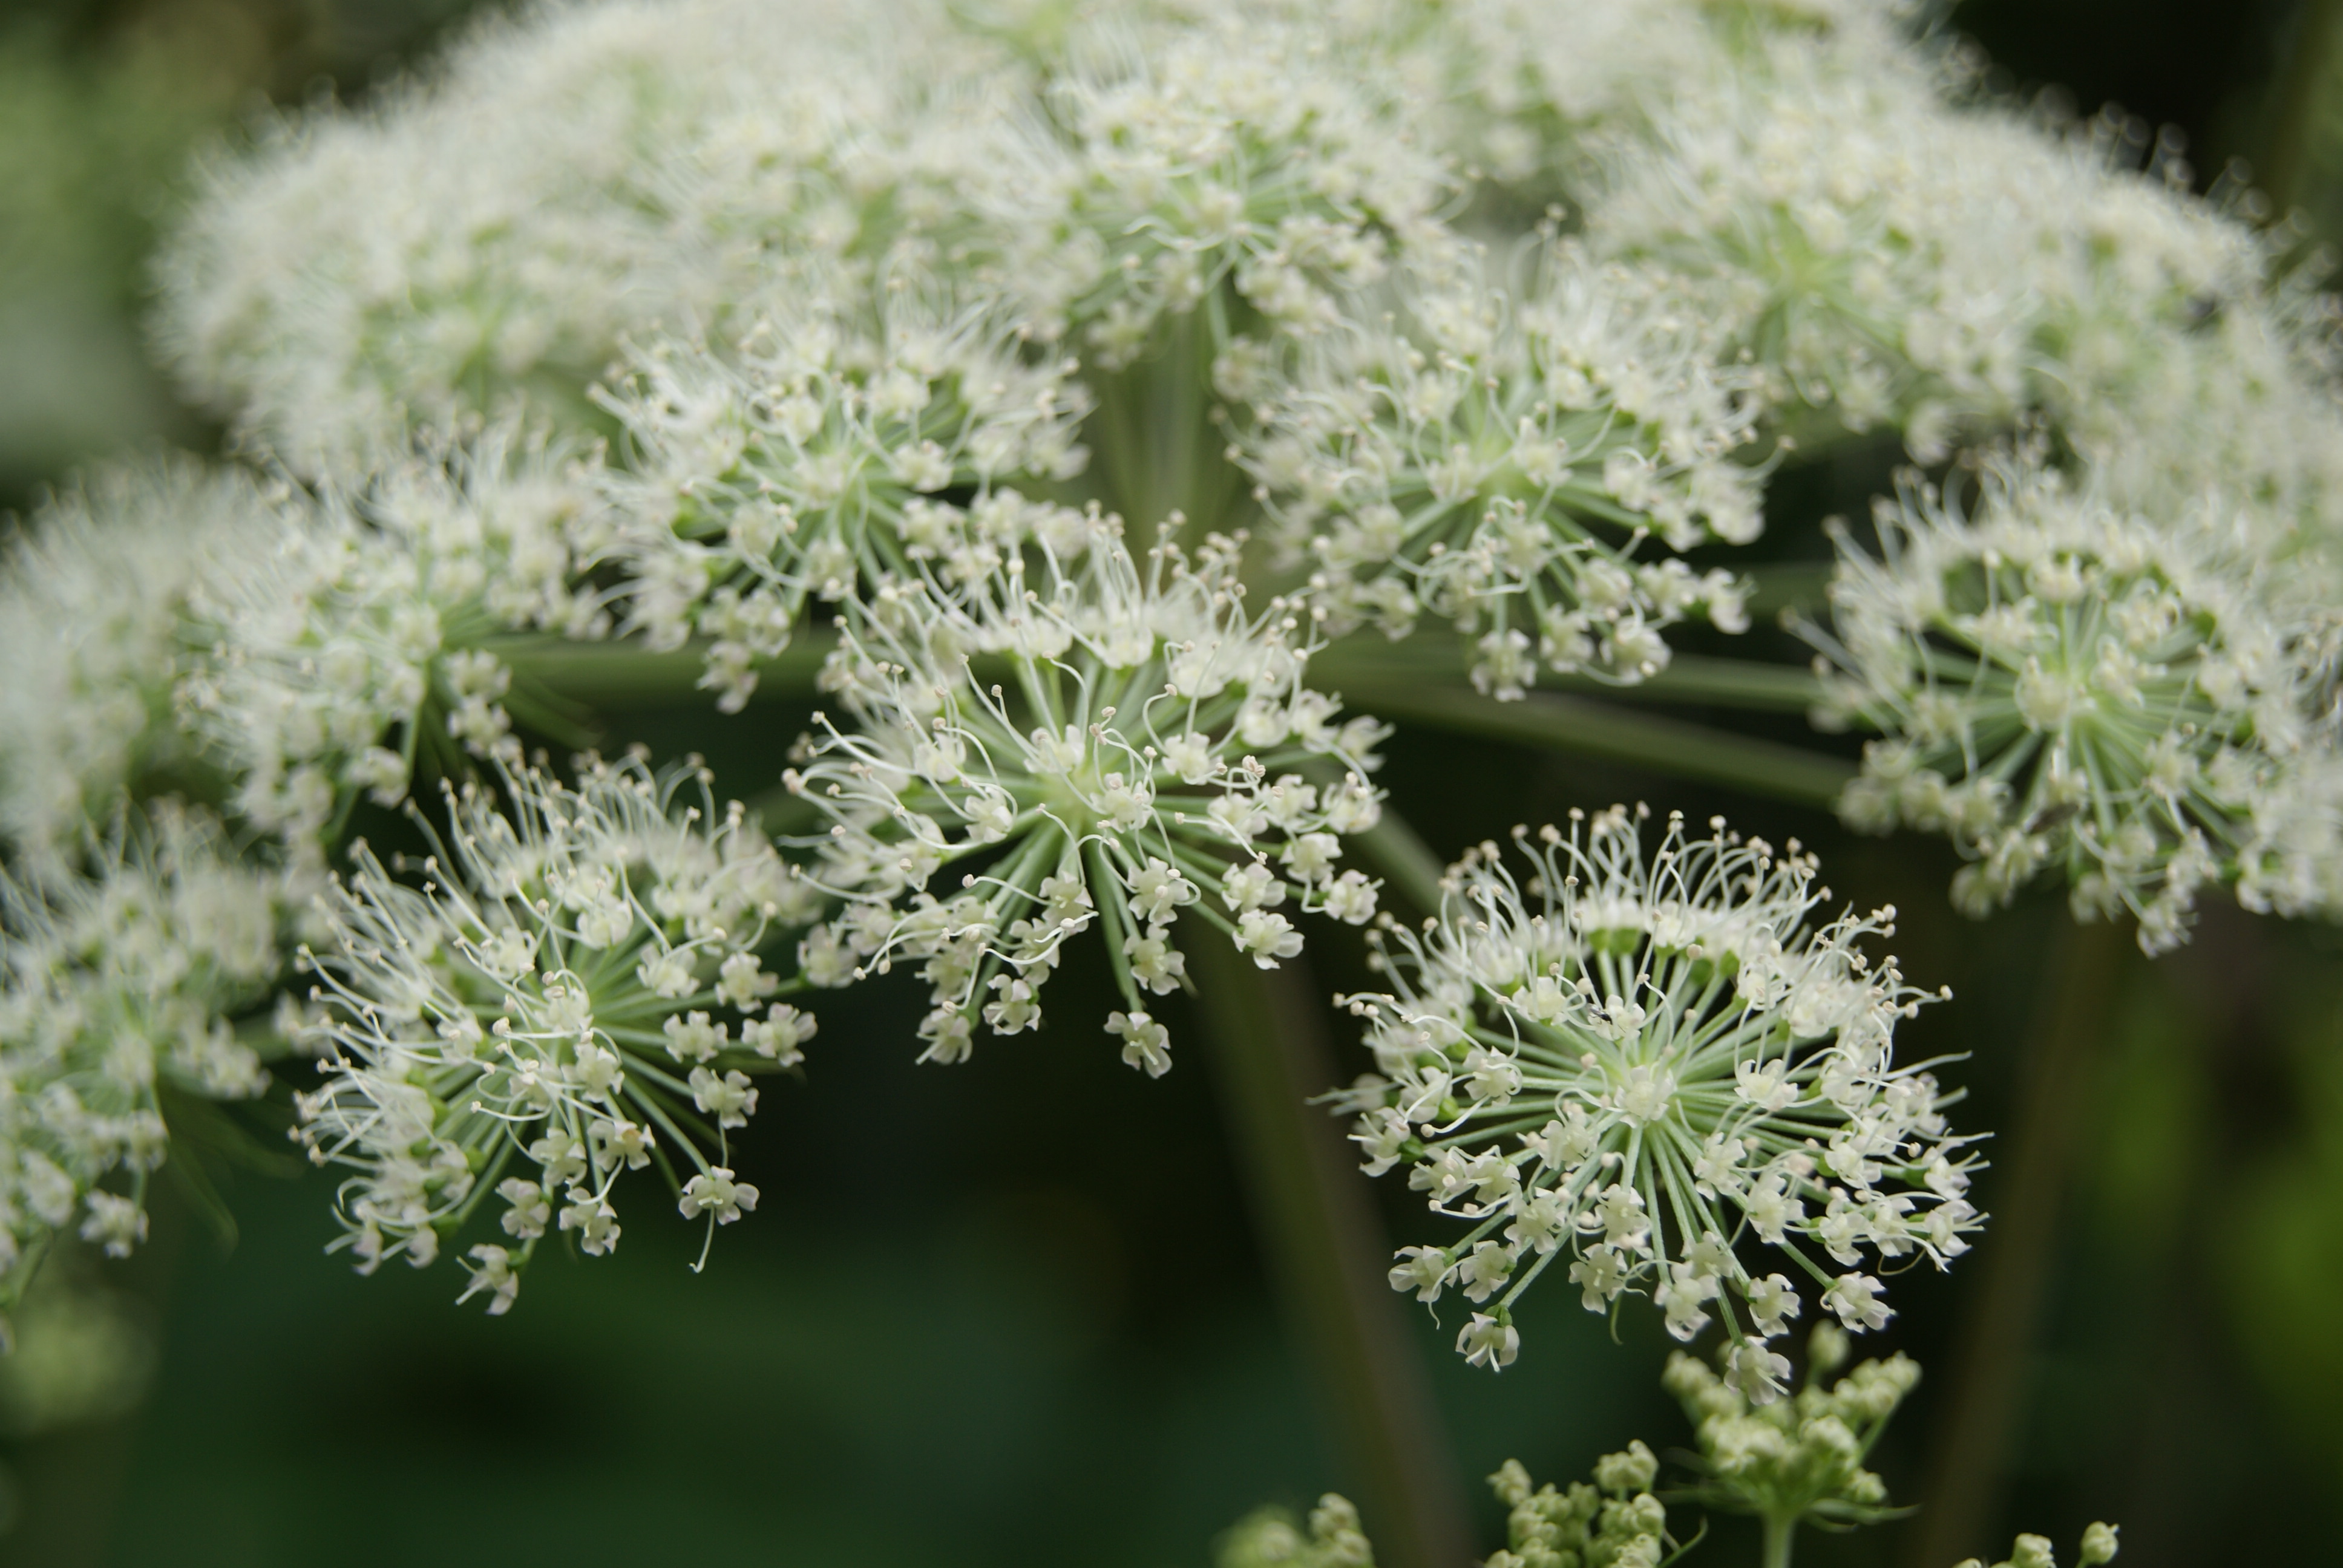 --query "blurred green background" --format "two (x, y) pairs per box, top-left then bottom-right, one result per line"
(3, 1), (2343, 1564)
